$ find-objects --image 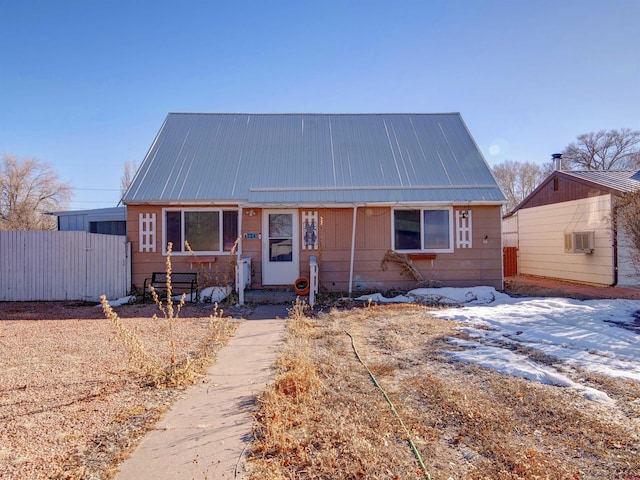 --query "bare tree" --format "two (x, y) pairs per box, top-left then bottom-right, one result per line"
(492, 160), (549, 213)
(0, 155), (73, 230)
(120, 160), (138, 198)
(562, 128), (640, 171)
(615, 189), (640, 277)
